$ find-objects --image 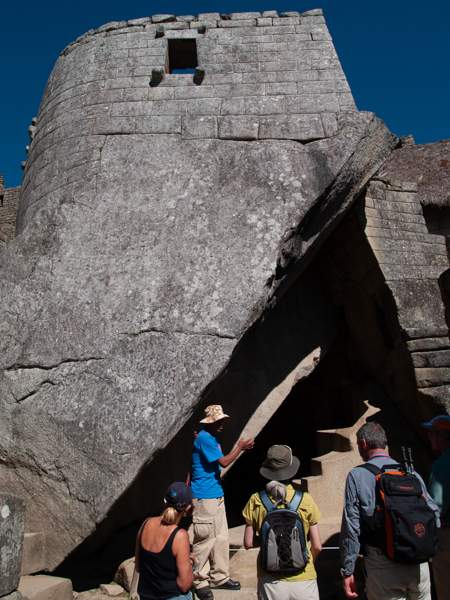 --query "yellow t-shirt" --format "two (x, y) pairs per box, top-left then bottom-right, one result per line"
(242, 485), (322, 581)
